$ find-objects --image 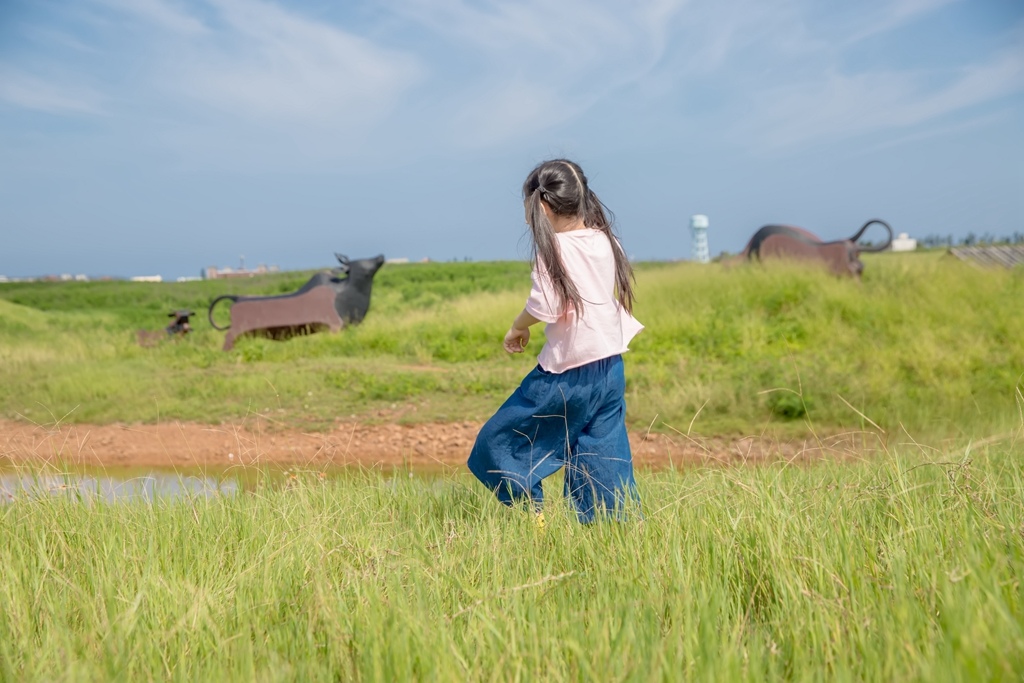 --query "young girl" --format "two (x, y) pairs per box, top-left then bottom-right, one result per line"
(467, 159), (644, 523)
